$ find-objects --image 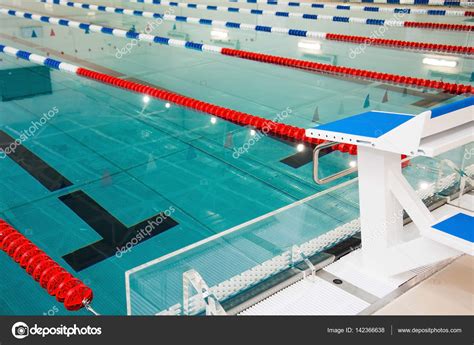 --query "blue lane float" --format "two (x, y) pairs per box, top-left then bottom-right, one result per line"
(150, 0), (401, 25)
(49, 0), (399, 28)
(0, 44), (78, 73)
(126, 0), (473, 31)
(41, 0), (324, 40)
(357, 0), (469, 6)
(227, 0), (473, 16)
(38, 0), (473, 55)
